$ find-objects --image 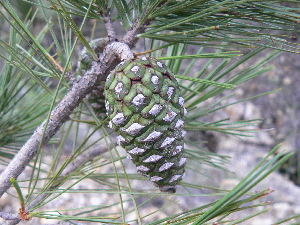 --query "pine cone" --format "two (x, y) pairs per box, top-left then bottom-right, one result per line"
(104, 57), (187, 193)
